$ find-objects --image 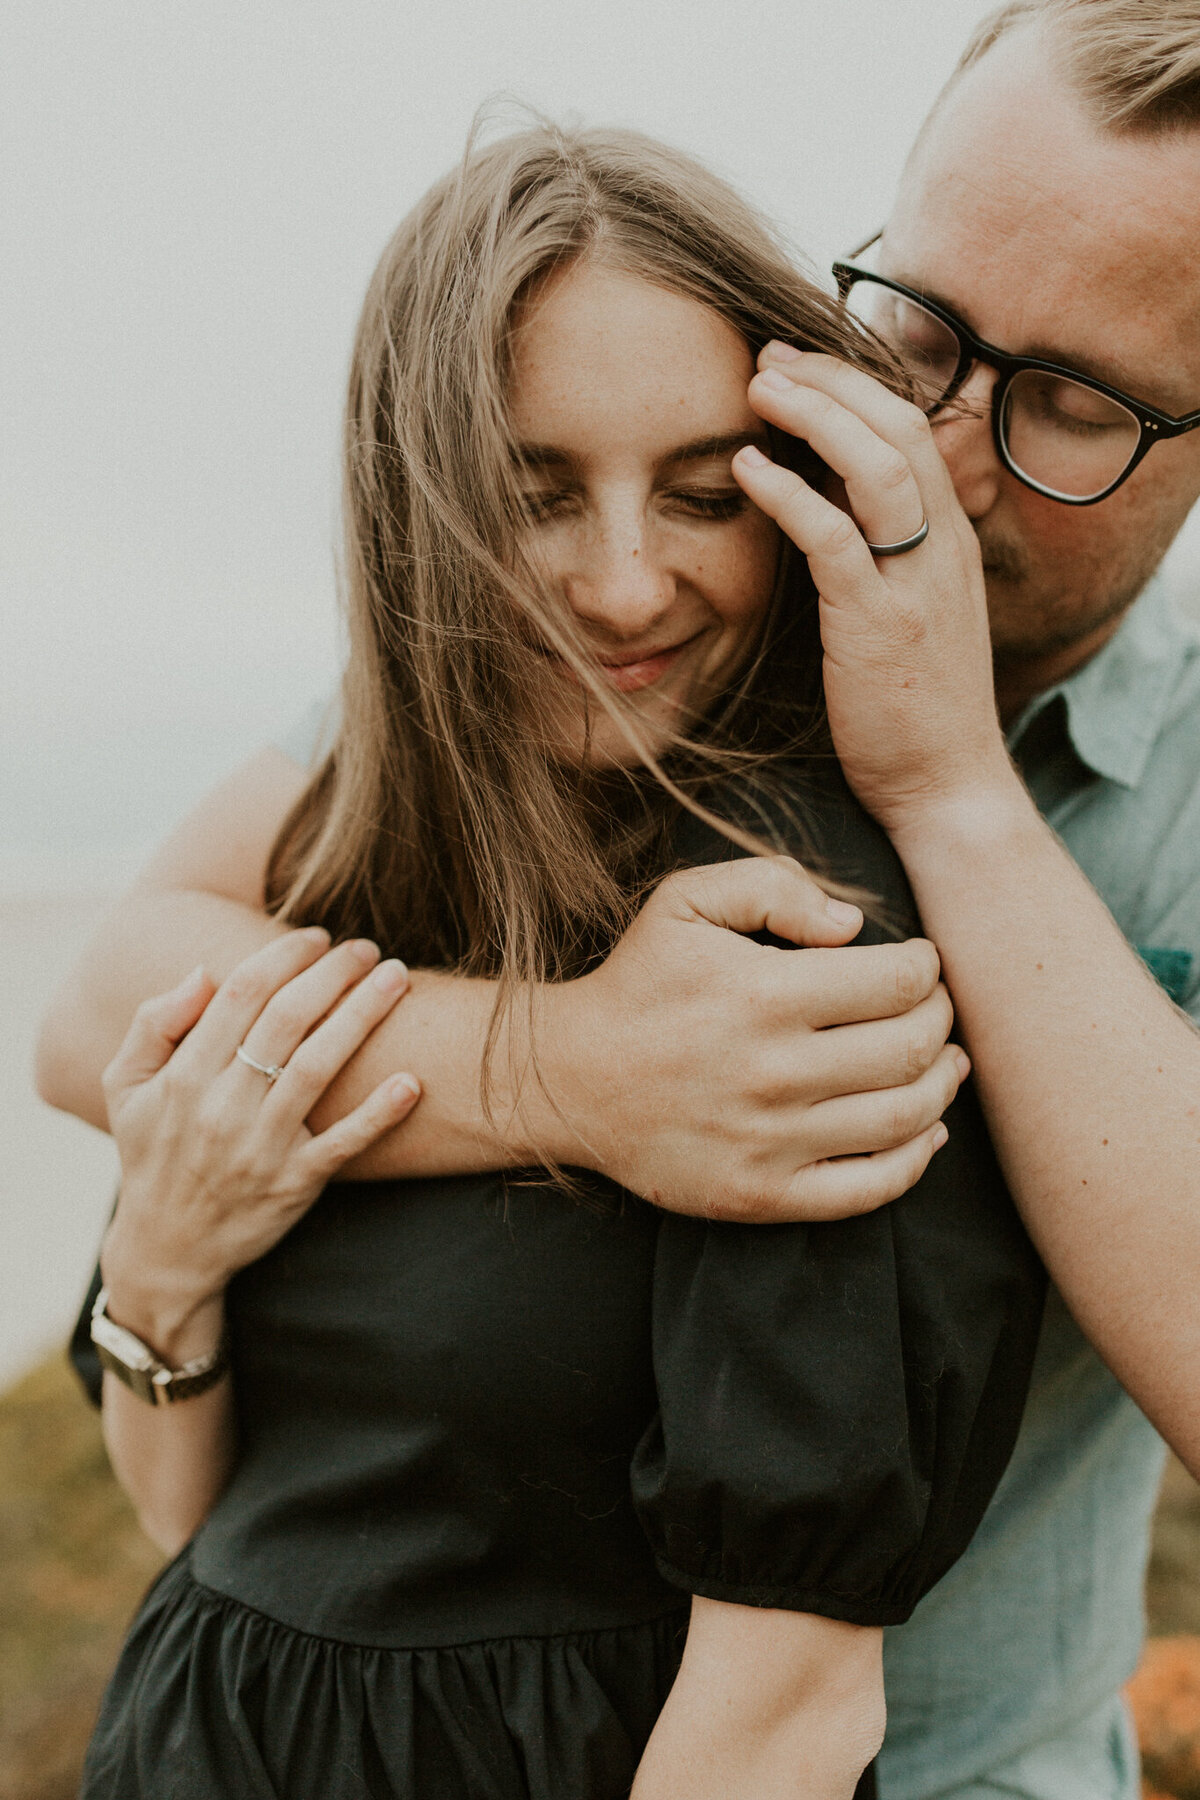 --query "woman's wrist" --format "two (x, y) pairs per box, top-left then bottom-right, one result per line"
(99, 1231), (228, 1367)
